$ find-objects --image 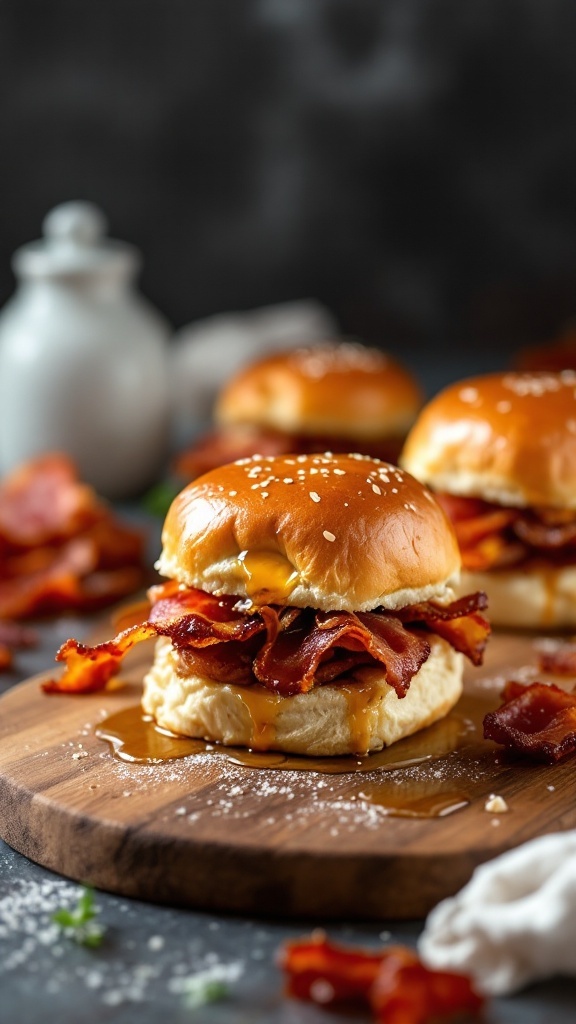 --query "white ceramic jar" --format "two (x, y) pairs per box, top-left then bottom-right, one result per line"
(0, 201), (171, 498)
